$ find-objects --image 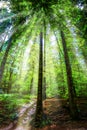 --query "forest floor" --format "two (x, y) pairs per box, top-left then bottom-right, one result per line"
(0, 98), (87, 130)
